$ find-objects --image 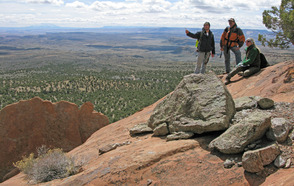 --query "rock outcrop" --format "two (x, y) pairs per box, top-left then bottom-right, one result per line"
(208, 110), (272, 154)
(0, 97), (109, 181)
(148, 72), (235, 135)
(2, 61), (294, 186)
